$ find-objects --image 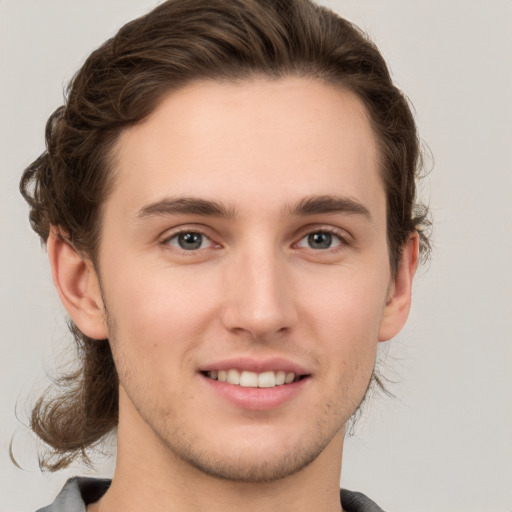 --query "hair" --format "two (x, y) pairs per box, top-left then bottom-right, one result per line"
(20, 0), (431, 470)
